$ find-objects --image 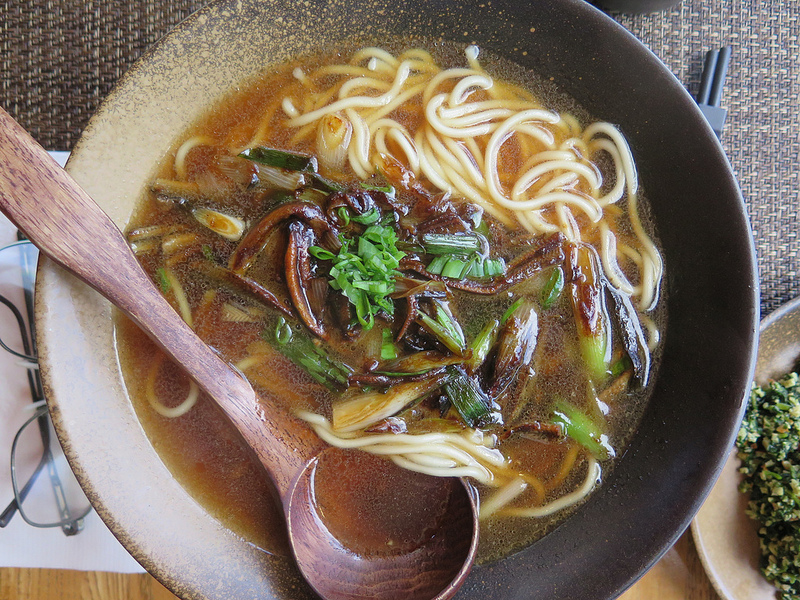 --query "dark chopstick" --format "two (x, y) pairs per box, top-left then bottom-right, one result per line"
(696, 46), (732, 138)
